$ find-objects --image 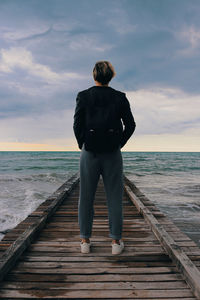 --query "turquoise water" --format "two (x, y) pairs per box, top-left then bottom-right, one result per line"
(0, 151), (200, 246)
